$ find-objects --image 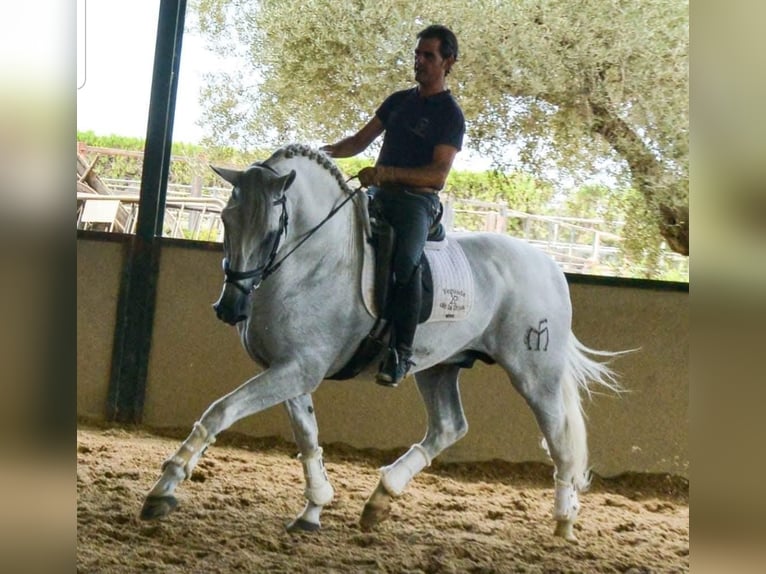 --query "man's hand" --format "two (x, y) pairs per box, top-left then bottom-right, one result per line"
(357, 166), (378, 187)
(357, 166), (393, 187)
(319, 144), (335, 157)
